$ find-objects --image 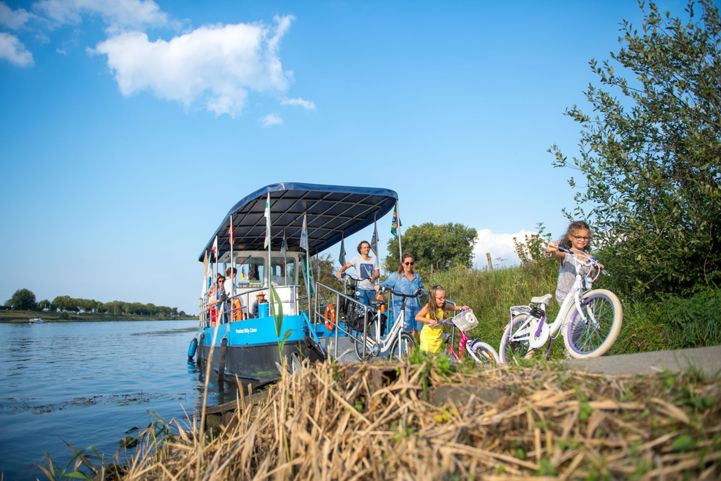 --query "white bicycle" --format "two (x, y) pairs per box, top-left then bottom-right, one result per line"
(499, 247), (623, 362)
(354, 288), (421, 361)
